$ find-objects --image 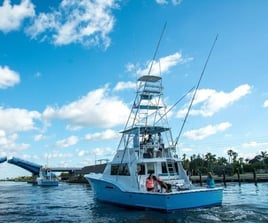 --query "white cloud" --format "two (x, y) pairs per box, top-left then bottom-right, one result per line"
(85, 129), (119, 141)
(156, 0), (182, 5)
(183, 122), (232, 140)
(113, 81), (136, 91)
(0, 66), (20, 89)
(177, 84), (252, 118)
(156, 0), (168, 4)
(0, 107), (41, 132)
(91, 147), (115, 157)
(263, 100), (268, 108)
(135, 52), (192, 76)
(242, 141), (268, 149)
(26, 0), (118, 47)
(0, 130), (30, 151)
(0, 0), (35, 33)
(55, 135), (78, 148)
(34, 134), (48, 142)
(43, 86), (130, 129)
(44, 151), (73, 160)
(77, 147), (115, 159)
